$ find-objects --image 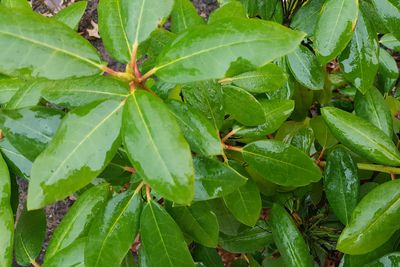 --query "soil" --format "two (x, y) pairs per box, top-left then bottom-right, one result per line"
(14, 1), (218, 266)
